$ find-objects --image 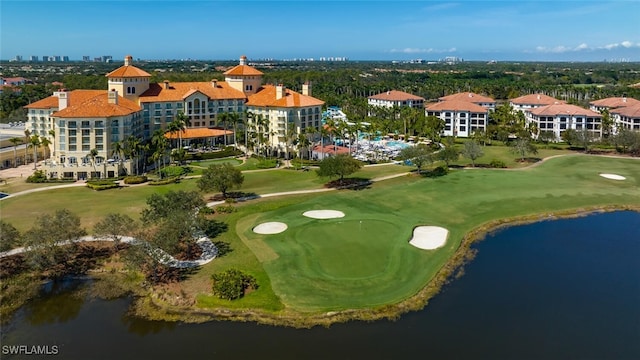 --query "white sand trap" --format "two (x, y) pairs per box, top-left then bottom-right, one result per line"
(303, 210), (345, 219)
(600, 173), (626, 181)
(409, 226), (449, 250)
(253, 222), (288, 234)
